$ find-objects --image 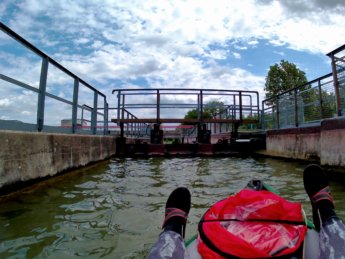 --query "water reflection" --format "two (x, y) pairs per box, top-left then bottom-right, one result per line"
(0, 157), (344, 258)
